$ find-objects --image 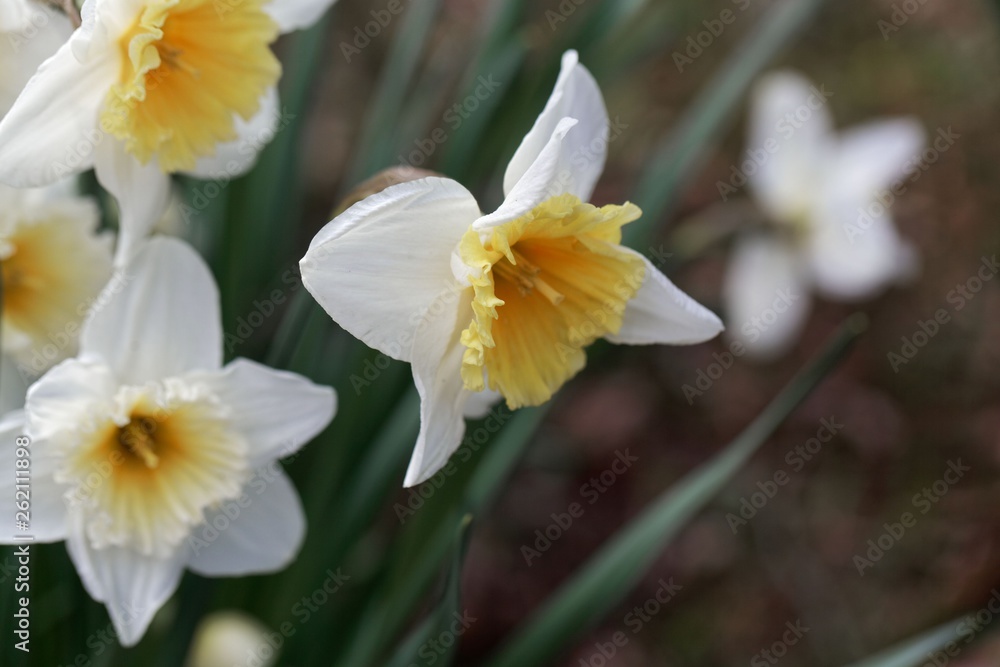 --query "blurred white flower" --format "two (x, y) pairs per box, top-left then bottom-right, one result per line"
(723, 70), (925, 359)
(0, 237), (336, 646)
(0, 0), (73, 117)
(0, 0), (339, 264)
(0, 182), (112, 412)
(301, 50), (723, 487)
(185, 611), (277, 667)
